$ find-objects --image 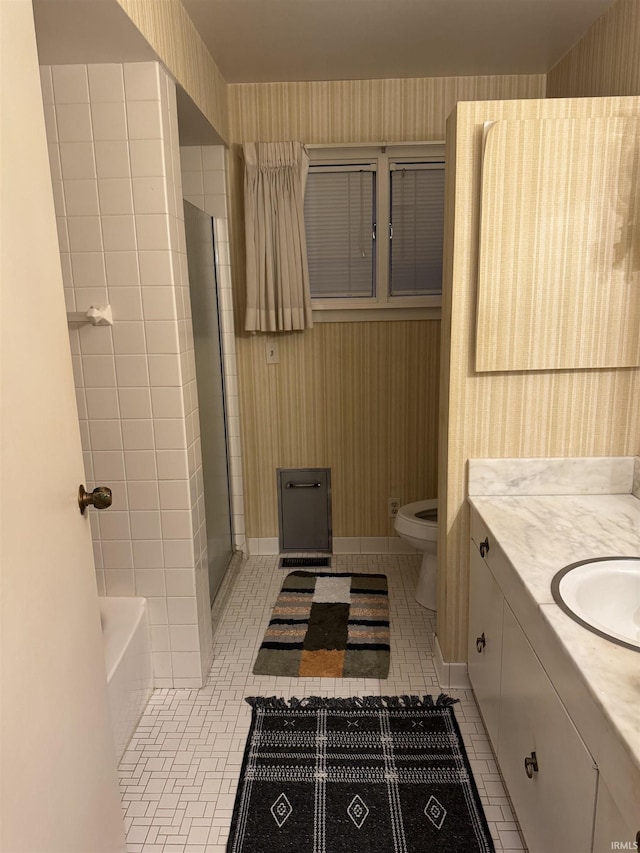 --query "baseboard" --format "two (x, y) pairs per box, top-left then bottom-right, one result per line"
(434, 634), (470, 690)
(247, 536), (418, 556)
